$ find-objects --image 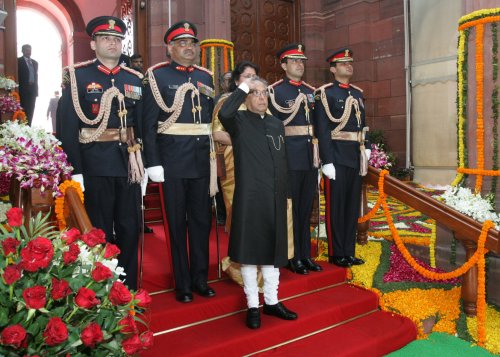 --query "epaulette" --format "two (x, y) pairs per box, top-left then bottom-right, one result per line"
(314, 83), (333, 100)
(349, 83), (363, 93)
(270, 79), (284, 88)
(302, 81), (316, 91)
(147, 61), (170, 72)
(193, 64), (213, 77)
(121, 65), (144, 79)
(61, 59), (96, 87)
